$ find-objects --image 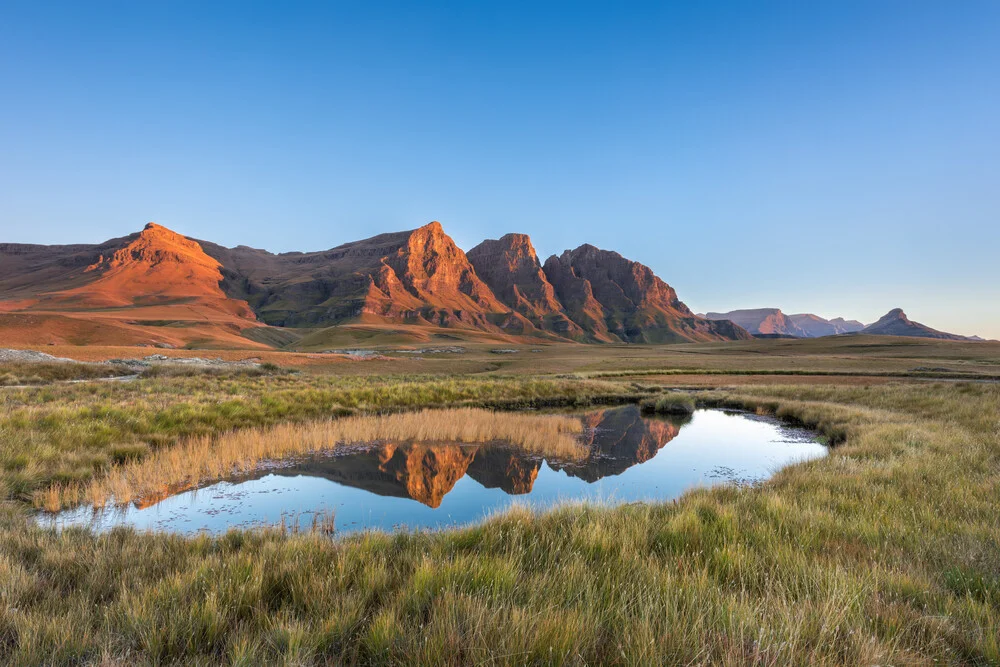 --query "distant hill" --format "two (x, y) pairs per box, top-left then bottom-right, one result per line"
(704, 306), (979, 341)
(787, 313), (864, 337)
(704, 308), (806, 337)
(861, 309), (973, 341)
(0, 221), (751, 348)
